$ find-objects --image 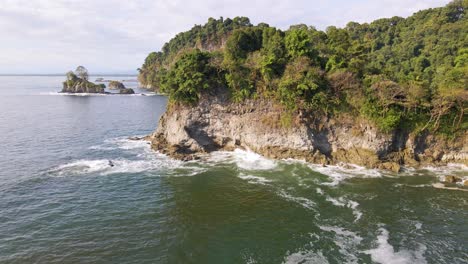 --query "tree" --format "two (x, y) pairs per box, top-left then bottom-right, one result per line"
(75, 66), (89, 81)
(285, 29), (317, 61)
(160, 50), (216, 103)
